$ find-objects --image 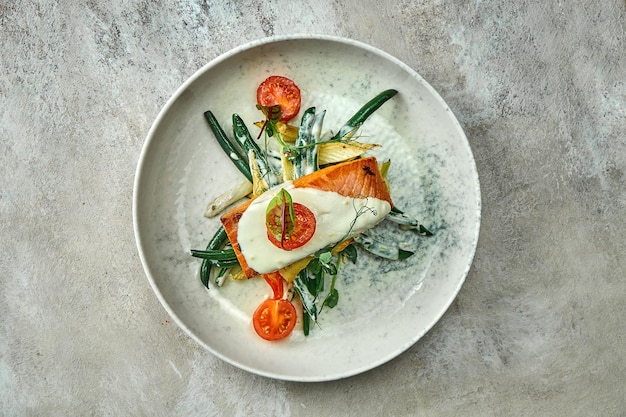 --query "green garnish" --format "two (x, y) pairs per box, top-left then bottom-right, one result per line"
(256, 104), (282, 138)
(265, 188), (295, 248)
